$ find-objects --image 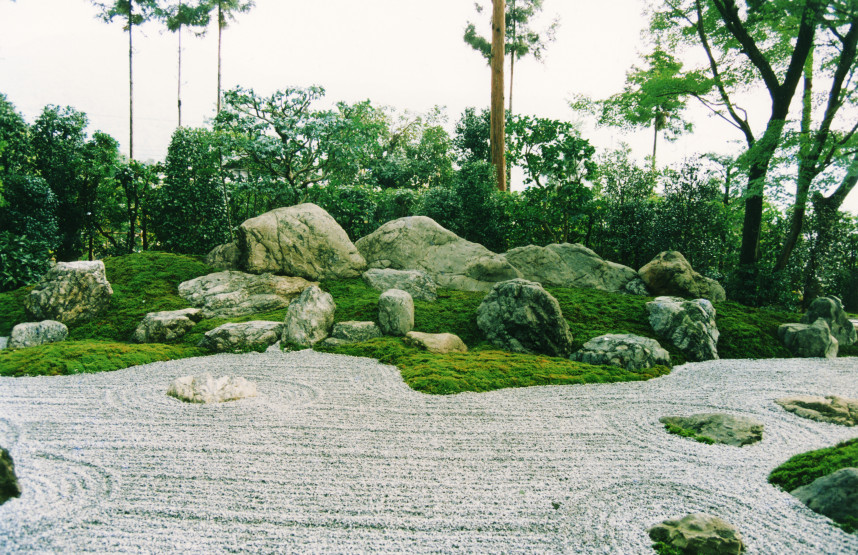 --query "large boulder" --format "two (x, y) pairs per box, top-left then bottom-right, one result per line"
(639, 251), (726, 302)
(476, 279), (574, 357)
(503, 243), (638, 292)
(355, 216), (521, 292)
(778, 320), (838, 359)
(178, 271), (315, 319)
(571, 334), (670, 371)
(205, 242), (240, 271)
(647, 296), (719, 362)
(0, 447), (21, 505)
(378, 289), (414, 336)
(167, 374), (257, 404)
(238, 203), (366, 280)
(198, 321), (284, 352)
(648, 513), (745, 555)
(801, 296), (857, 347)
(659, 413), (764, 447)
(281, 285), (336, 347)
(8, 320), (68, 349)
(403, 331), (468, 354)
(791, 468), (858, 528)
(25, 261), (113, 325)
(362, 268), (438, 302)
(132, 308), (203, 343)
(775, 395), (858, 426)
